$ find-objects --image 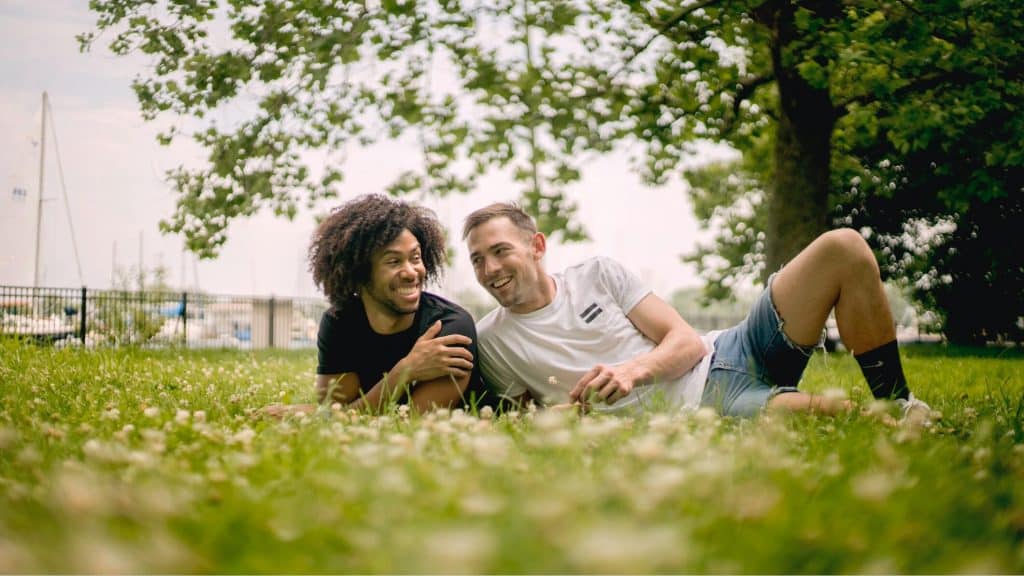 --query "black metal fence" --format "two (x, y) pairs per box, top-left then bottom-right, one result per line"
(0, 285), (328, 349)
